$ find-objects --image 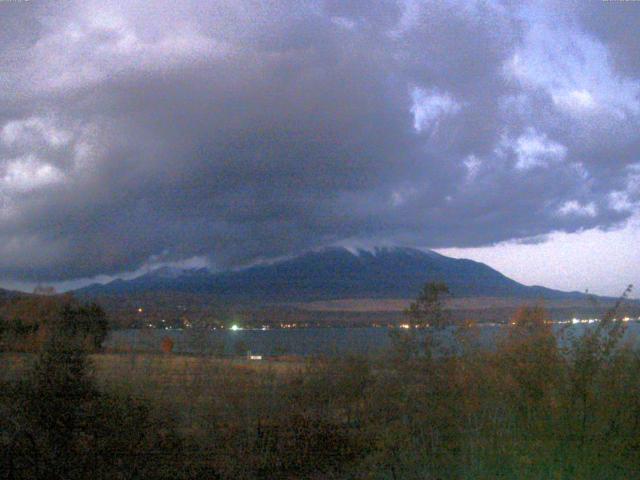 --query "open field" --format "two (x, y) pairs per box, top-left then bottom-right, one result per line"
(2, 352), (307, 443)
(277, 297), (640, 327)
(292, 296), (634, 312)
(1, 352), (303, 384)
